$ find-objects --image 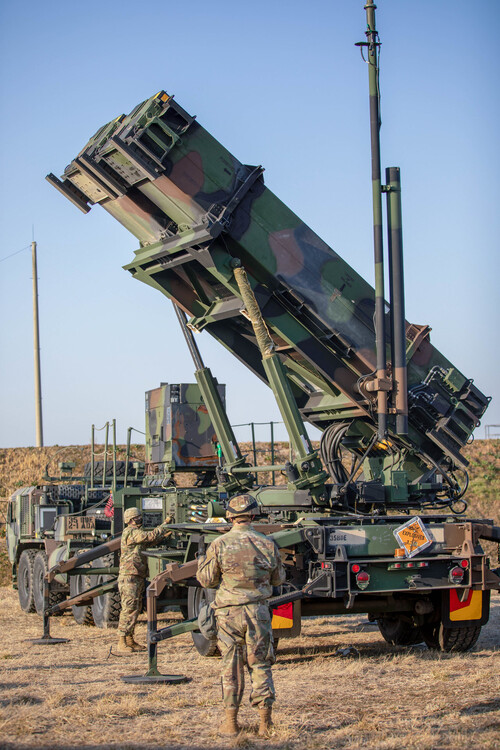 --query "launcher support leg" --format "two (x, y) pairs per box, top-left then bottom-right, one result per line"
(28, 576), (69, 645)
(121, 571), (188, 685)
